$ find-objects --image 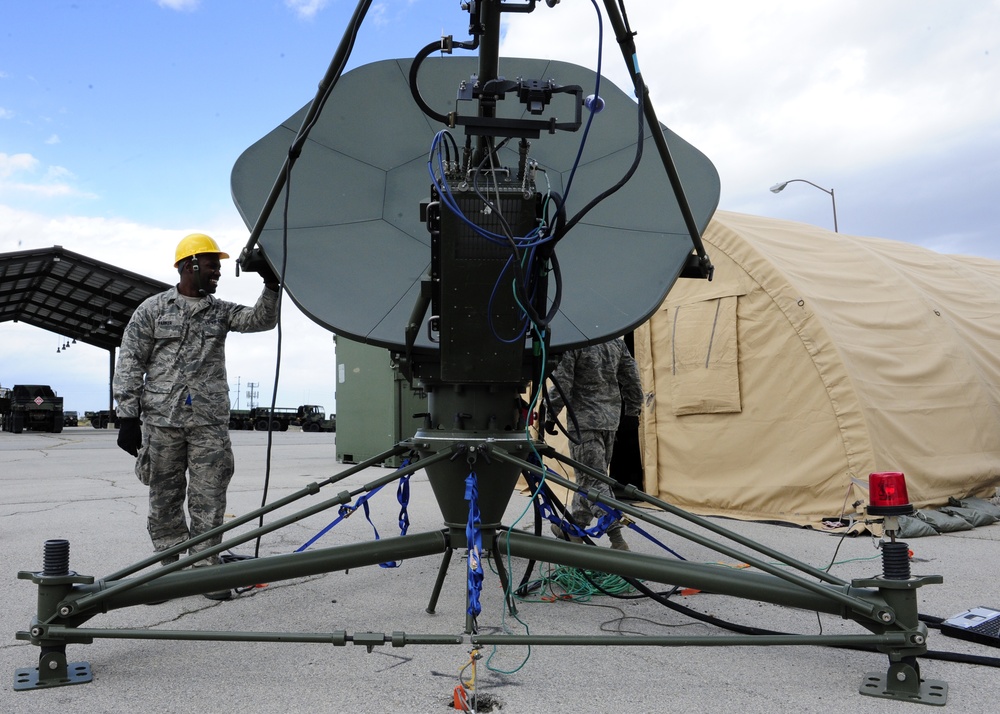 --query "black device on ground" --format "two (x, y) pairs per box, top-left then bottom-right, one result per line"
(940, 606), (1000, 648)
